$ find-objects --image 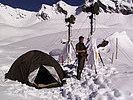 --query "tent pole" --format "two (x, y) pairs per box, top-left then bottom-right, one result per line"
(112, 53), (114, 64)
